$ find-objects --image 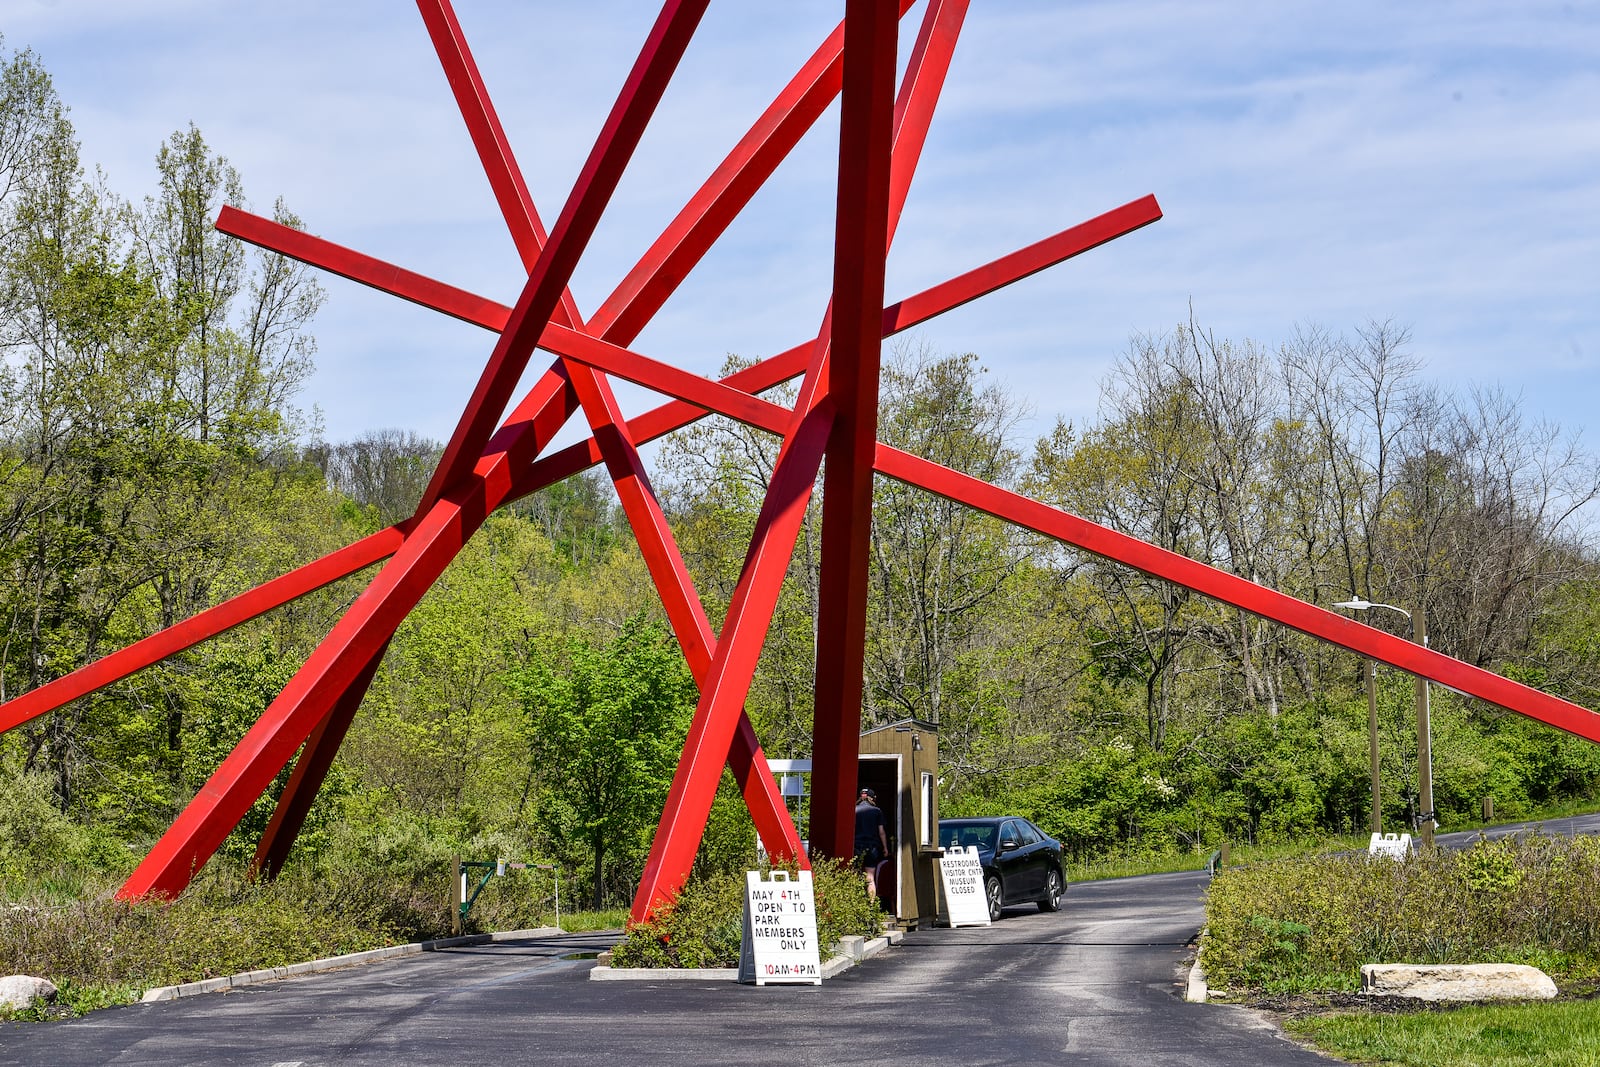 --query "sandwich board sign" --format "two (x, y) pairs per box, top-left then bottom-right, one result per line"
(738, 870), (822, 985)
(1368, 832), (1413, 859)
(938, 845), (990, 927)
